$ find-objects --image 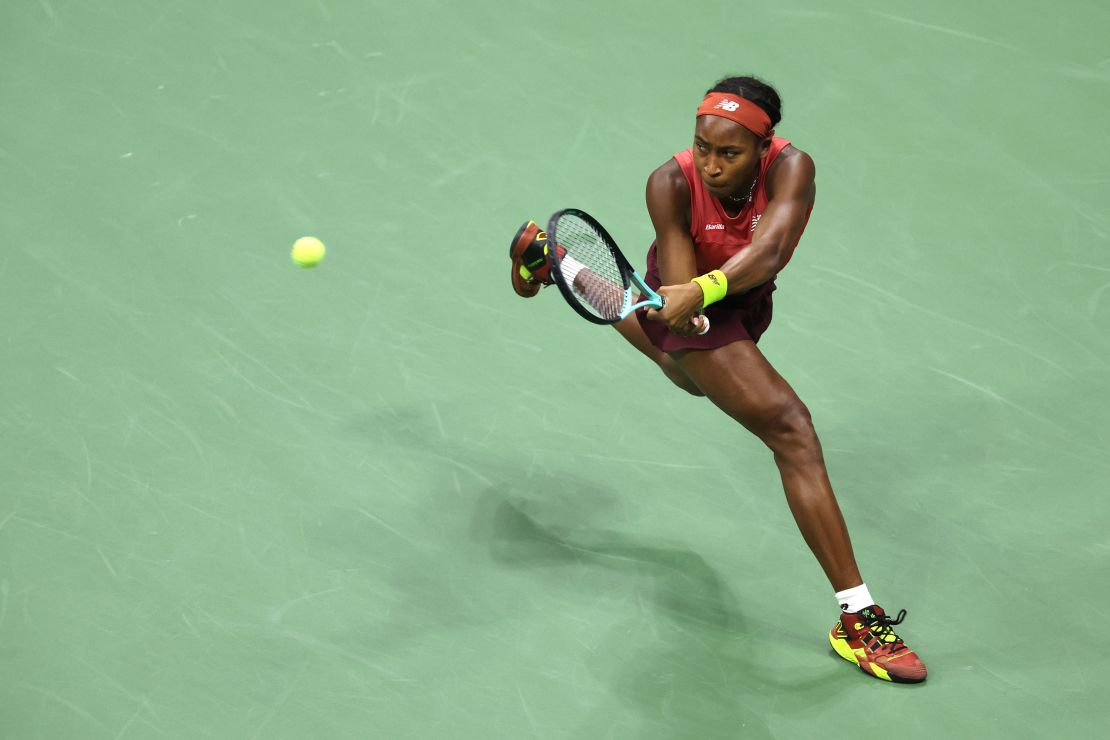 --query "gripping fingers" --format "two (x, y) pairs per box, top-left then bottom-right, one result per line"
(668, 314), (708, 337)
